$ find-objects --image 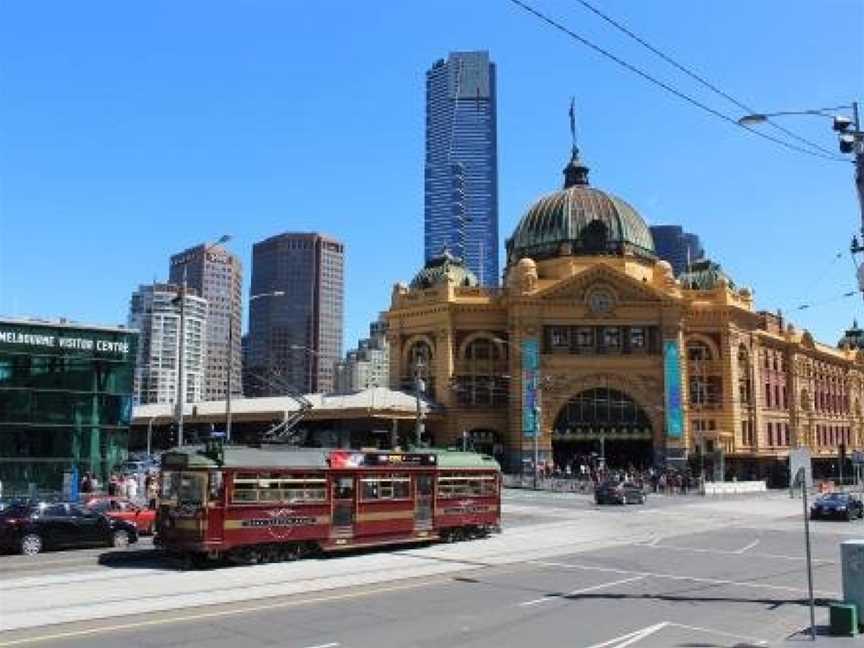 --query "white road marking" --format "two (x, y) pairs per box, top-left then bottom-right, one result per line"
(647, 535), (661, 546)
(666, 621), (768, 645)
(632, 541), (835, 564)
(301, 643), (340, 648)
(519, 576), (645, 607)
(579, 622), (668, 648)
(734, 538), (760, 554)
(530, 560), (840, 597)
